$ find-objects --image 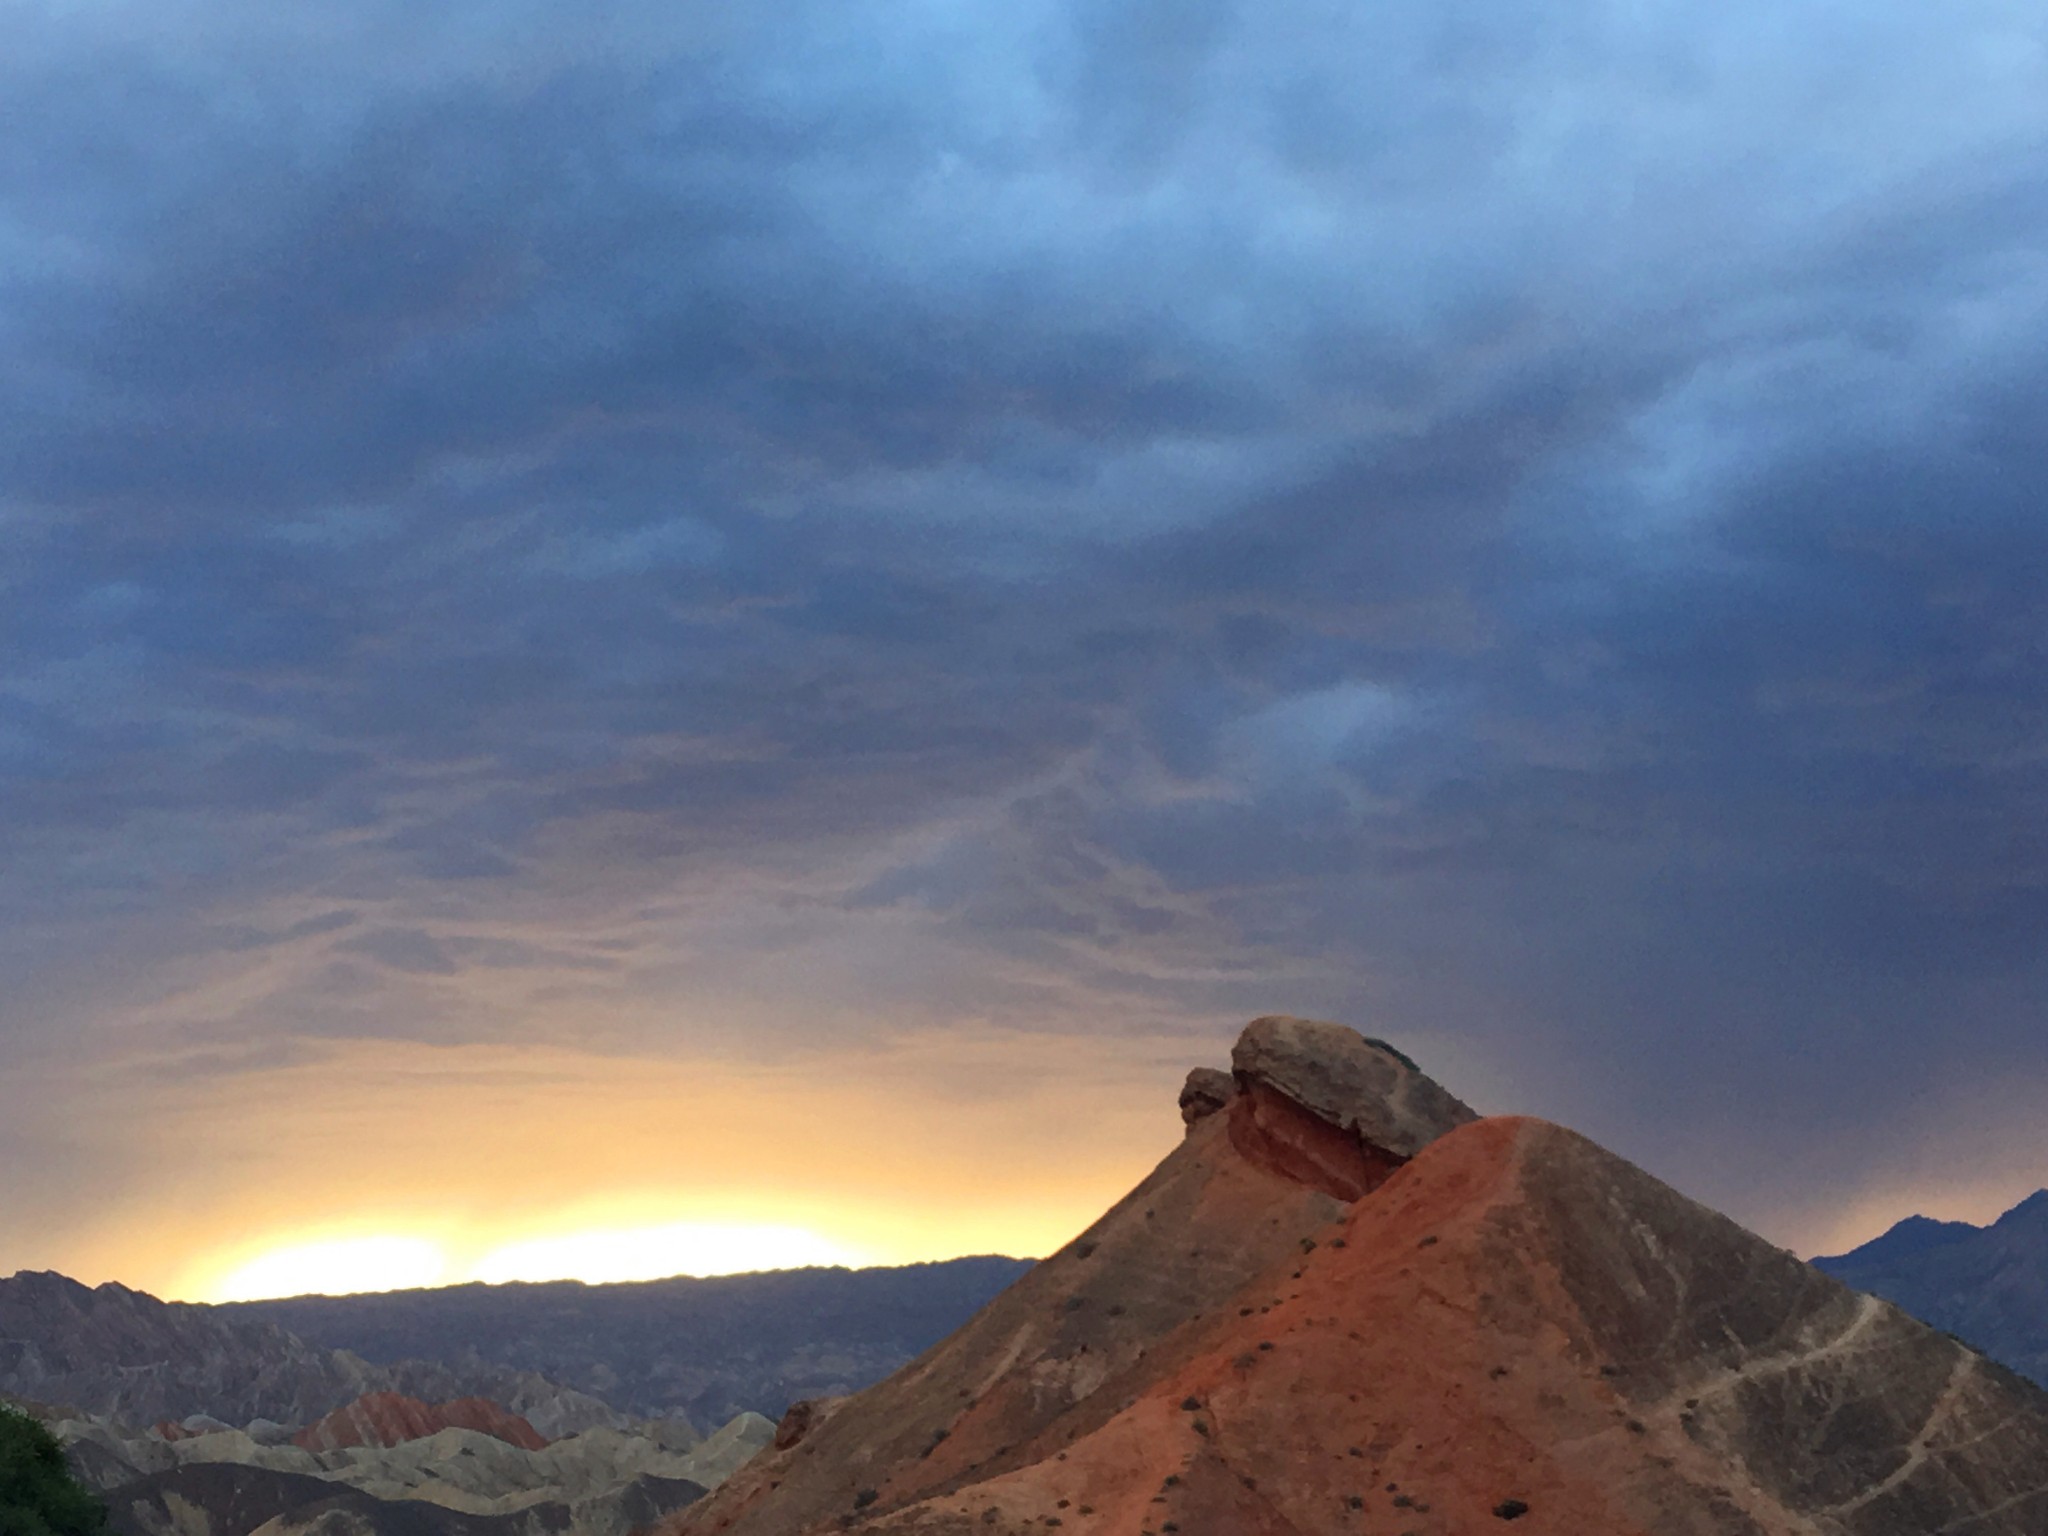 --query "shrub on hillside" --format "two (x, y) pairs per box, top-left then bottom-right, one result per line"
(0, 1406), (105, 1536)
